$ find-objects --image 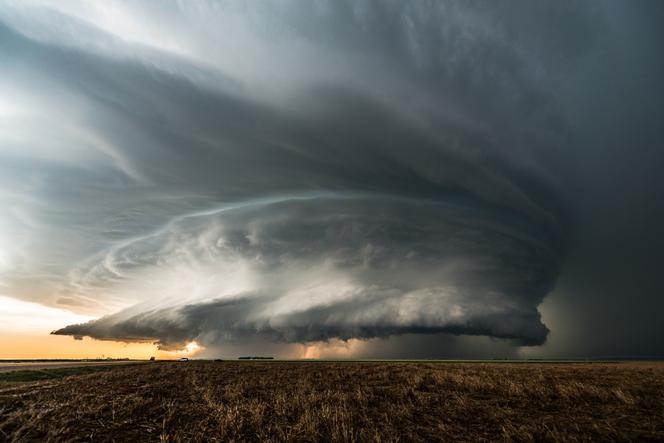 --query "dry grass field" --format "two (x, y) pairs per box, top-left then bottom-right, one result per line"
(0, 361), (663, 442)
